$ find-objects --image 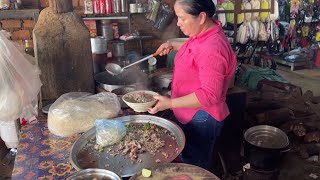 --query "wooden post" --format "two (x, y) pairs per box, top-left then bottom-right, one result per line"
(49, 0), (73, 13)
